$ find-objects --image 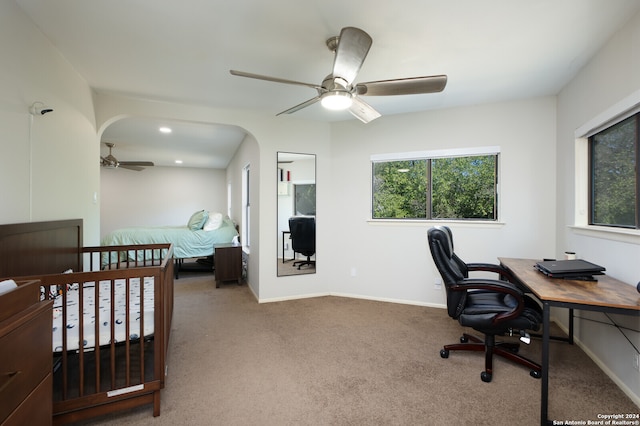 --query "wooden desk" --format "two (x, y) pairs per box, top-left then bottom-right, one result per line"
(499, 258), (640, 426)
